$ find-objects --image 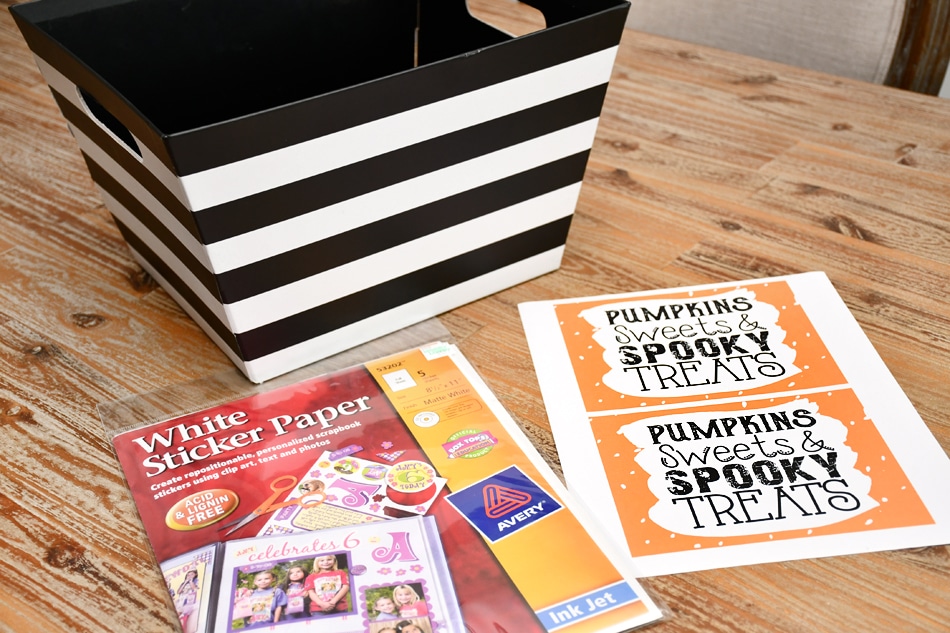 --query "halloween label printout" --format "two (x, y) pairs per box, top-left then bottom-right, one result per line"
(519, 272), (950, 576)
